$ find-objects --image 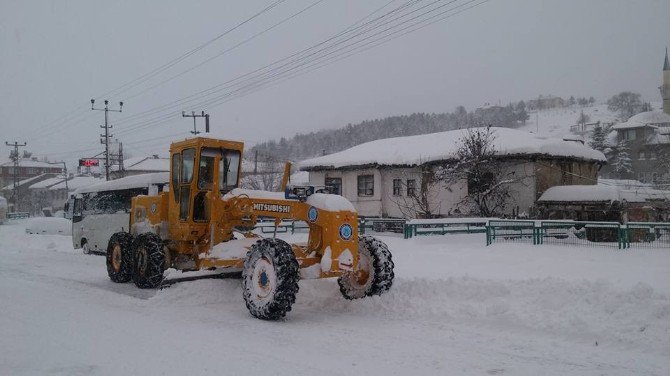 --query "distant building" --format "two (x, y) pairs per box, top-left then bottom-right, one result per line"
(605, 50), (670, 186)
(300, 127), (605, 218)
(537, 183), (670, 223)
(110, 155), (170, 179)
(0, 158), (62, 191)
